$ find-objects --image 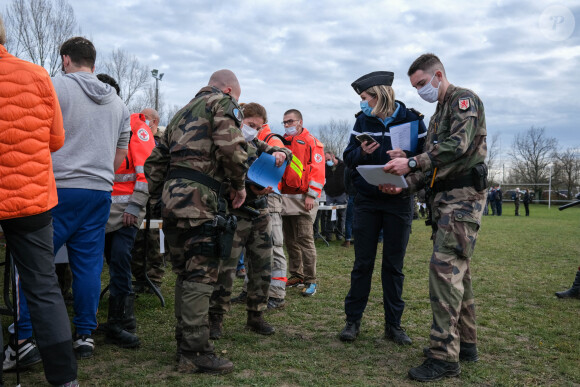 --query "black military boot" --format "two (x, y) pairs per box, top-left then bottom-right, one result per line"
(105, 295), (140, 348)
(231, 290), (247, 304)
(555, 270), (580, 299)
(209, 313), (223, 340)
(408, 358), (461, 382)
(122, 292), (137, 333)
(339, 320), (360, 342)
(177, 352), (234, 375)
(246, 311), (275, 335)
(385, 323), (412, 345)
